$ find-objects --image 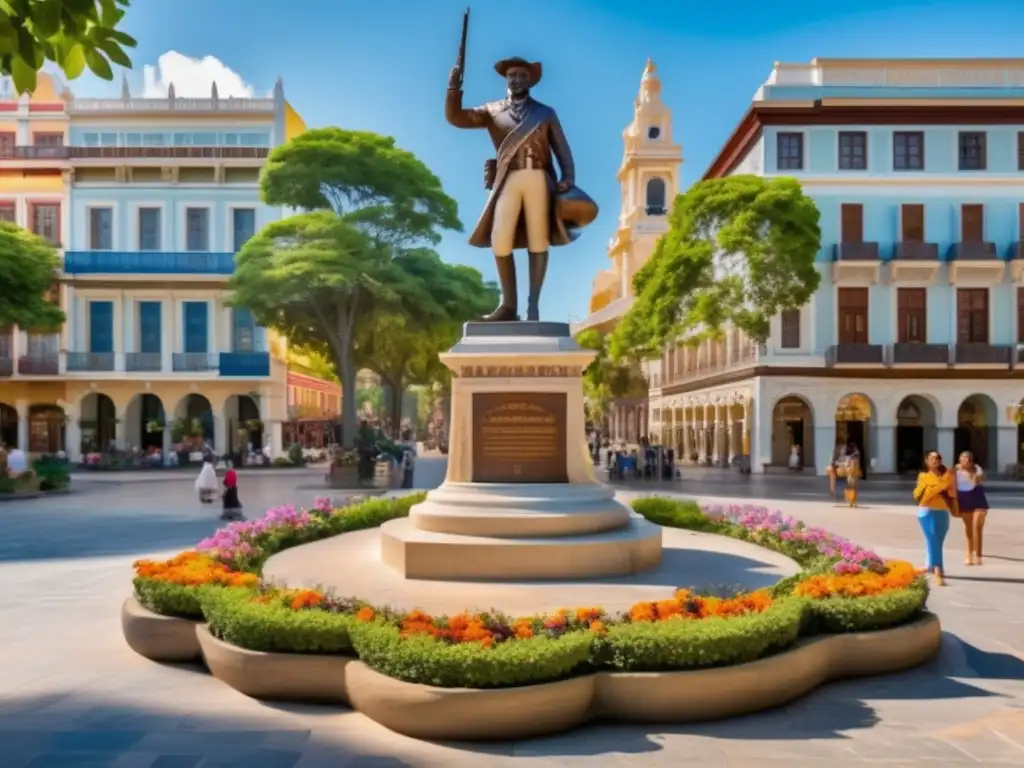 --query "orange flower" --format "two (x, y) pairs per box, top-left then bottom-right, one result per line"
(133, 551), (258, 589)
(512, 619), (534, 639)
(628, 590), (772, 622)
(289, 589), (324, 611)
(793, 560), (918, 600)
(355, 606), (375, 623)
(589, 620), (606, 635)
(576, 607), (602, 623)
